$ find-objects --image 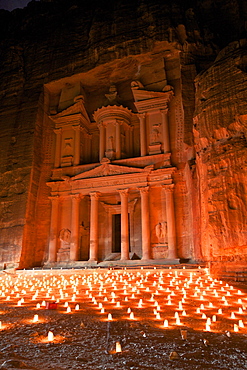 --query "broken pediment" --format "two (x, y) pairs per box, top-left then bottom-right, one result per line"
(49, 97), (91, 127)
(72, 163), (145, 180)
(132, 88), (174, 113)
